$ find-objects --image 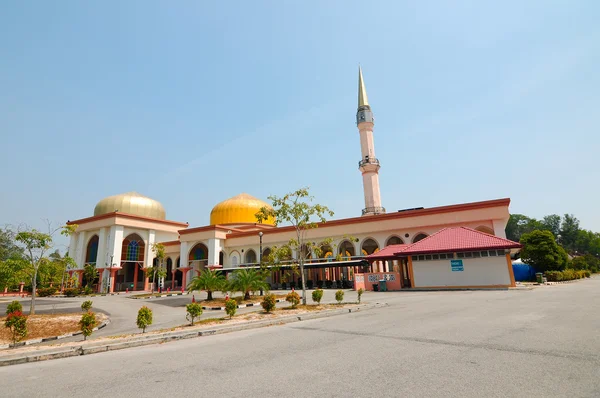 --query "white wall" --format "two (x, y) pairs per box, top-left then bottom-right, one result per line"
(412, 256), (511, 287)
